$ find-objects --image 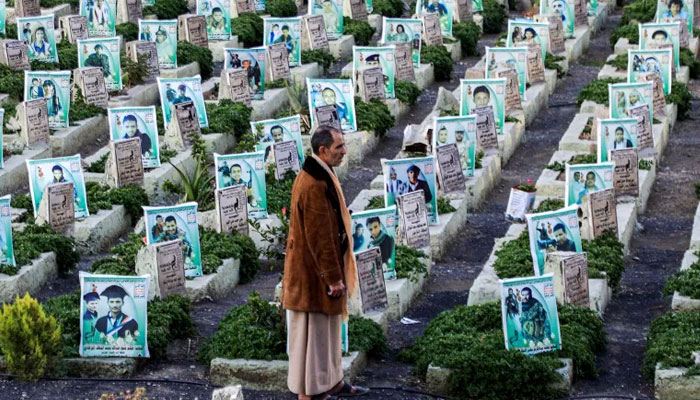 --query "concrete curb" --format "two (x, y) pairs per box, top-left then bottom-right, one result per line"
(186, 258), (240, 302)
(0, 144), (52, 194)
(655, 363), (700, 400)
(0, 252), (57, 304)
